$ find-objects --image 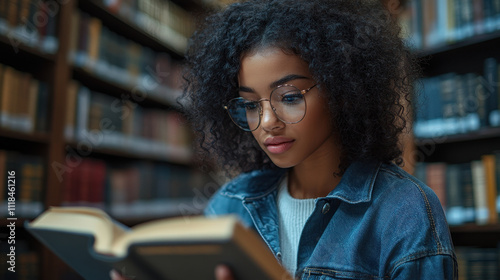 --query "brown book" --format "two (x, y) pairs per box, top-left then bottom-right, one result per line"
(19, 161), (34, 202)
(26, 207), (291, 280)
(6, 0), (18, 27)
(18, 0), (31, 26)
(64, 80), (79, 139)
(426, 162), (447, 210)
(482, 154), (498, 224)
(27, 79), (40, 133)
(87, 17), (102, 67)
(17, 72), (32, 132)
(1, 66), (17, 127)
